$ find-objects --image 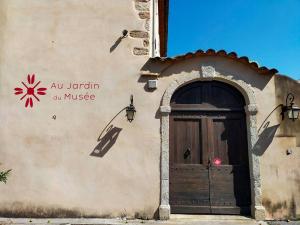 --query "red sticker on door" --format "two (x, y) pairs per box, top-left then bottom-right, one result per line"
(213, 158), (222, 166)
